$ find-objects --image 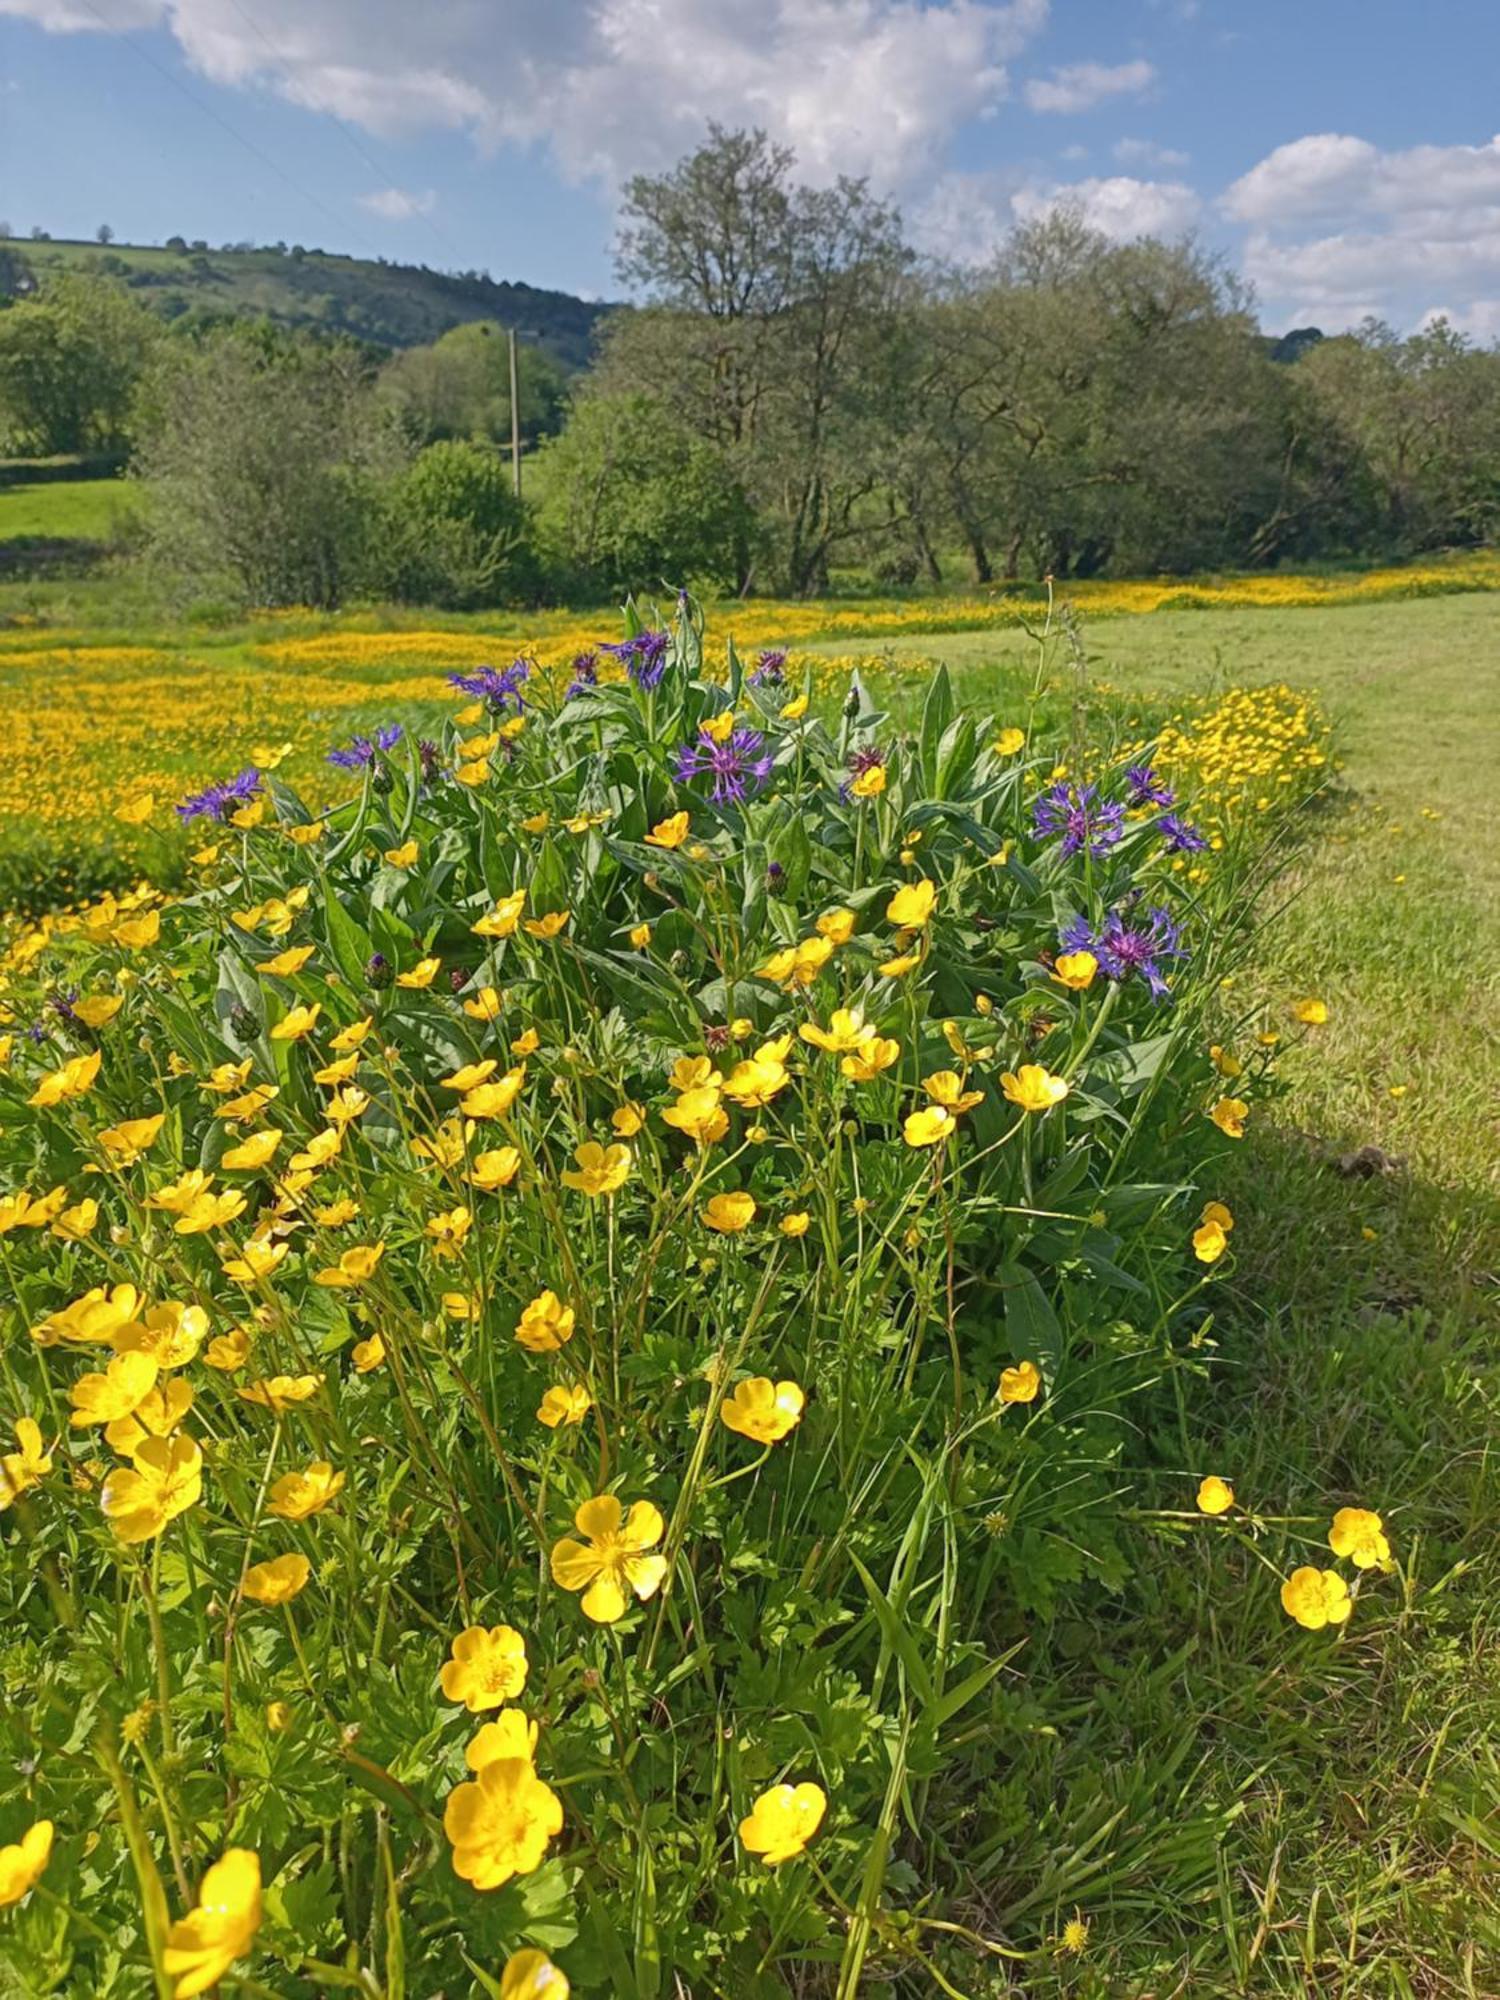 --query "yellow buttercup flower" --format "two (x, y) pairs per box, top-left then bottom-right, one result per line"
(0, 1418), (52, 1509)
(1192, 1219), (1228, 1264)
(993, 726), (1026, 756)
(998, 1360), (1042, 1405)
(703, 1190), (756, 1233)
(661, 1085), (729, 1147)
(903, 1105), (954, 1147)
(515, 1290), (575, 1353)
(68, 1351), (159, 1429)
(499, 1947), (570, 2000)
(721, 1054), (790, 1109)
(315, 1242), (385, 1288)
(260, 945), (314, 978)
(268, 1461), (346, 1521)
(739, 1781), (826, 1864)
(116, 792), (155, 825)
(886, 877), (935, 928)
(523, 910), (570, 940)
(645, 811), (690, 850)
(0, 1822), (53, 1909)
(550, 1494), (667, 1623)
(1280, 1566), (1352, 1630)
(720, 1377), (805, 1444)
(425, 1207), (473, 1258)
(242, 1553), (312, 1606)
(52, 1197), (99, 1240)
(441, 1624), (530, 1711)
(876, 951), (921, 980)
(470, 1147), (522, 1192)
(538, 1383), (593, 1428)
(162, 1848), (261, 1999)
(800, 1006), (873, 1054)
(31, 1281), (142, 1348)
(352, 1332), (386, 1373)
(701, 708), (736, 744)
(923, 1070), (983, 1115)
(561, 1142), (633, 1197)
(611, 1102), (646, 1137)
(1291, 996), (1328, 1025)
(221, 1128), (283, 1171)
(204, 1325), (253, 1372)
(511, 1027), (541, 1056)
(473, 890), (527, 938)
(397, 957), (442, 989)
(385, 839), (420, 868)
(780, 693), (809, 720)
(238, 1374), (321, 1412)
(779, 1211), (811, 1238)
(629, 922), (652, 950)
(1209, 1097), (1249, 1139)
(100, 1435), (203, 1543)
(444, 1731), (563, 1890)
(1052, 950), (1098, 991)
(1196, 1476), (1235, 1515)
(329, 1017), (373, 1051)
(1210, 1045), (1243, 1079)
(464, 985), (505, 1021)
(1001, 1065), (1069, 1114)
(96, 1113), (166, 1168)
(842, 1037), (900, 1081)
(270, 1003), (321, 1042)
(850, 764), (886, 799)
(29, 1048), (102, 1107)
(73, 992), (124, 1028)
(105, 1378), (193, 1455)
(463, 1067), (526, 1119)
(1329, 1507), (1392, 1570)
